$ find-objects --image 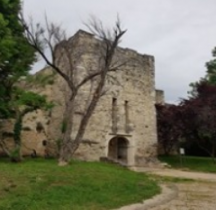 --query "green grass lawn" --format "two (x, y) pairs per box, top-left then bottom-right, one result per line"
(0, 159), (160, 210)
(159, 155), (216, 173)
